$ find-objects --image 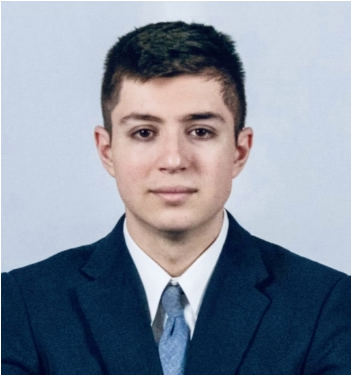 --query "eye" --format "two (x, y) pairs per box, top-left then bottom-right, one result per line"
(190, 128), (214, 138)
(133, 128), (154, 139)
